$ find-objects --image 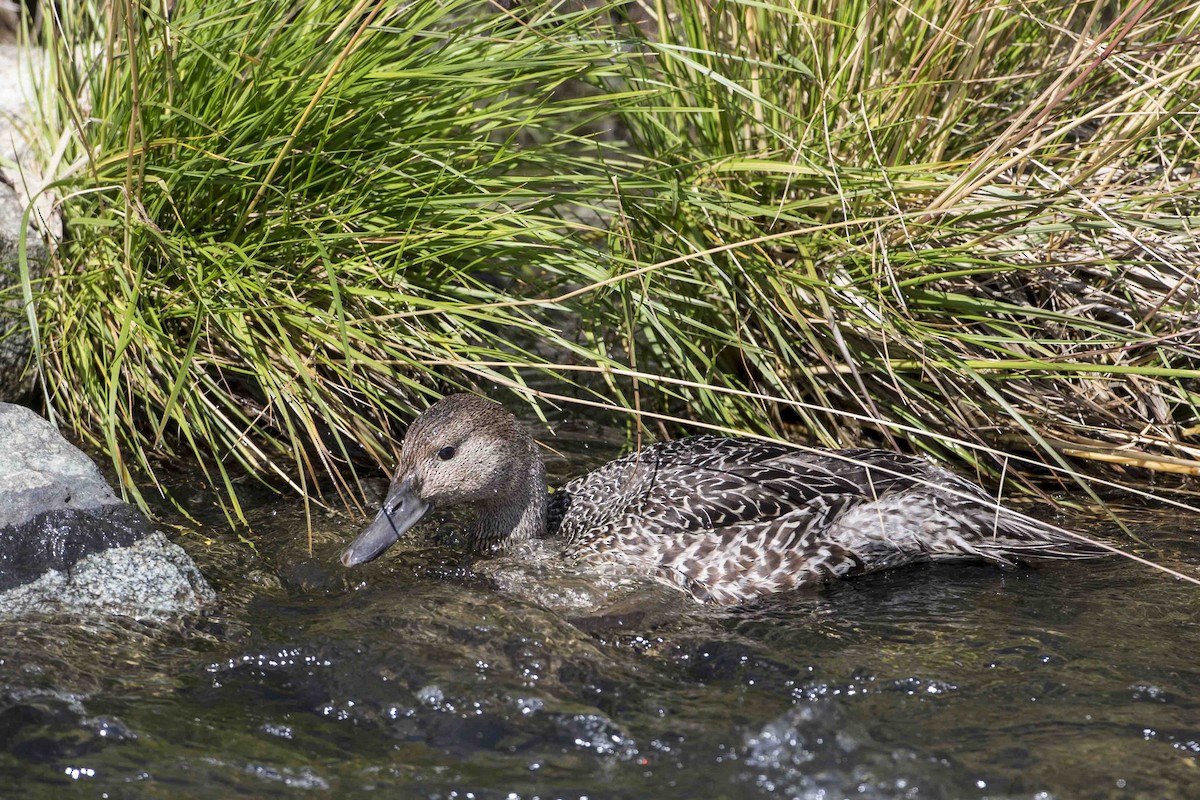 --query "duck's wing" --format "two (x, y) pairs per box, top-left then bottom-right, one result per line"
(550, 437), (922, 542)
(553, 437), (1103, 604)
(617, 438), (944, 532)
